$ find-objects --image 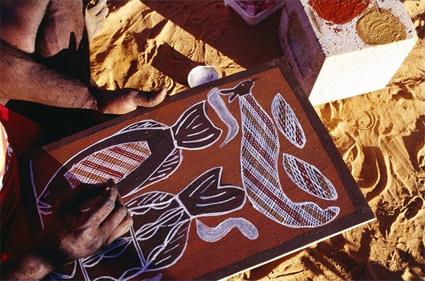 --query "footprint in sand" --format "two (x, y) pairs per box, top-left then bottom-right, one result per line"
(402, 116), (425, 173)
(357, 146), (388, 201)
